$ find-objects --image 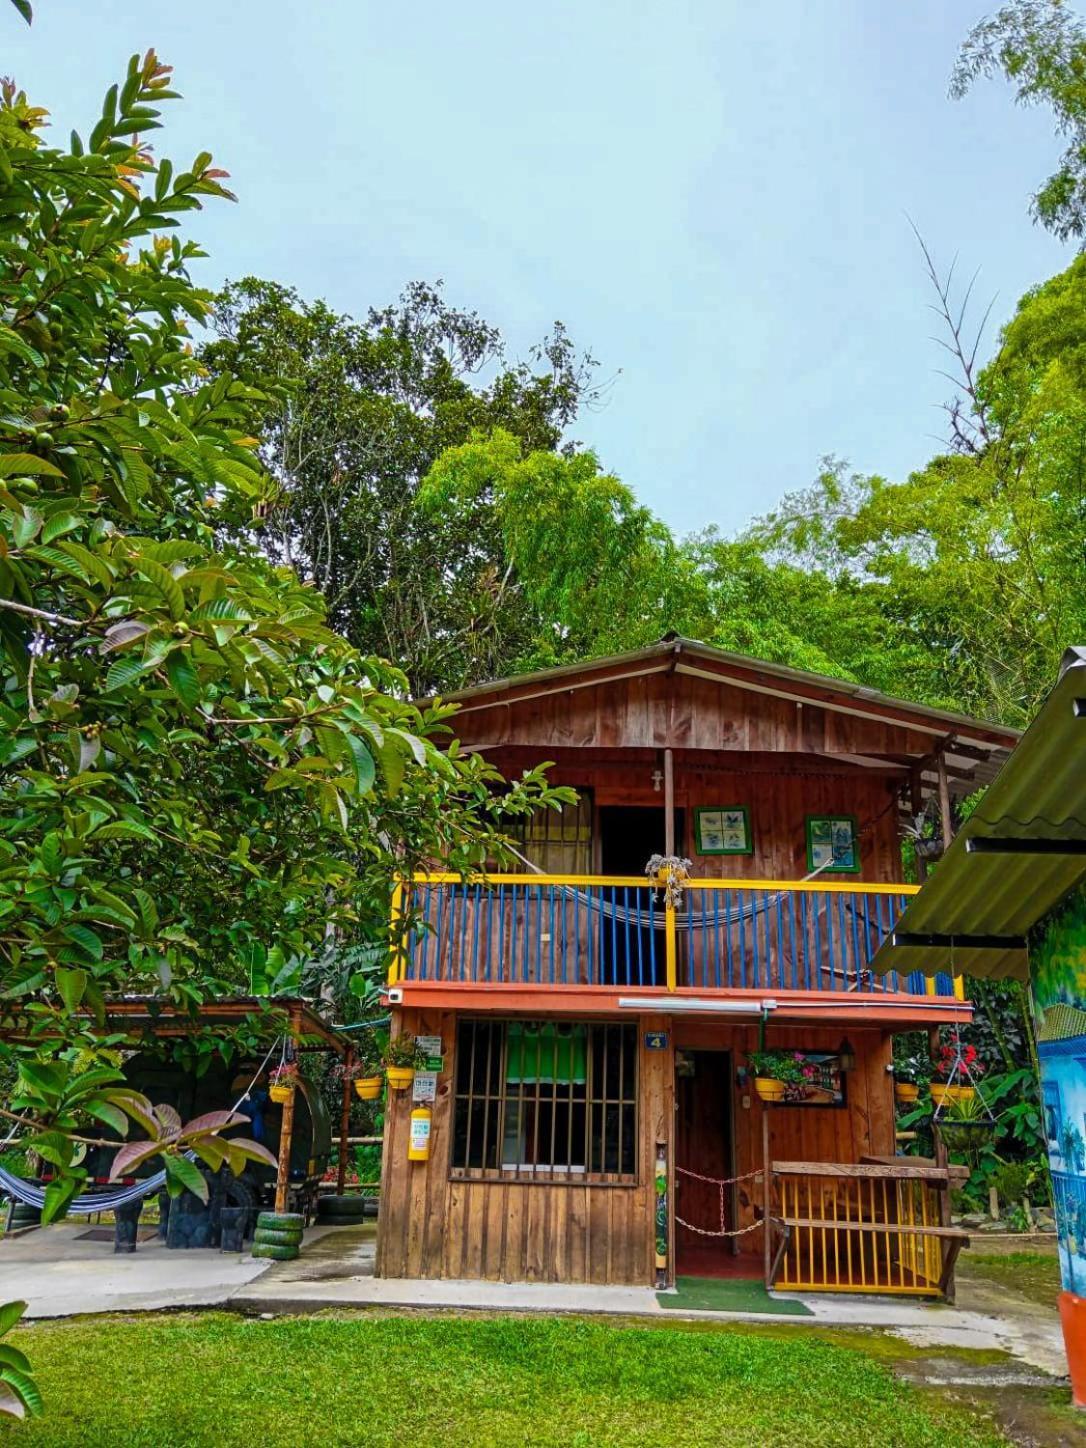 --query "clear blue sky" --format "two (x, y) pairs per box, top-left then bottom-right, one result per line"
(7, 1), (1073, 535)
